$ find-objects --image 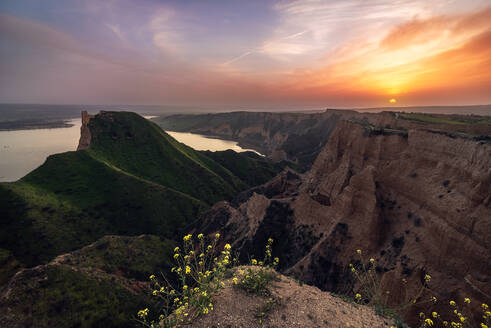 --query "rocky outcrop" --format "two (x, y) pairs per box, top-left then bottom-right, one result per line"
(77, 110), (93, 150)
(195, 119), (491, 324)
(191, 266), (394, 328)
